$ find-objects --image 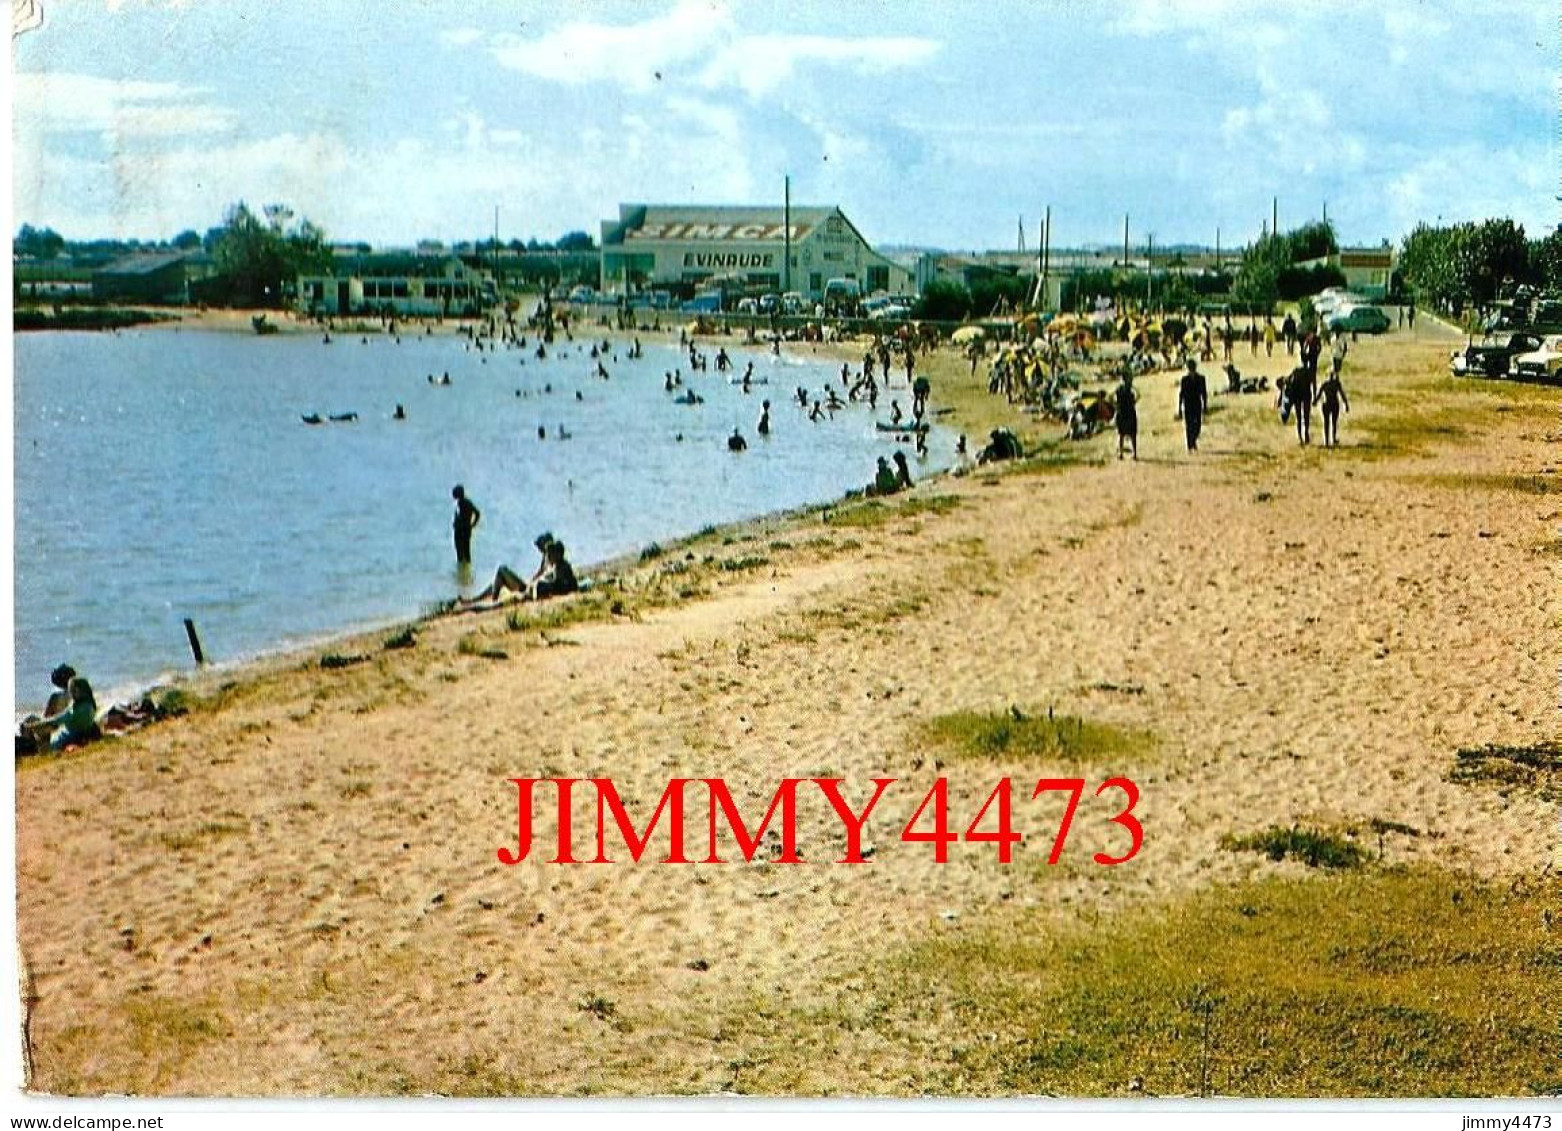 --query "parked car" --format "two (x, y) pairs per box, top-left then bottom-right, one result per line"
(781, 292), (805, 316)
(1451, 331), (1544, 378)
(1327, 305), (1391, 334)
(869, 302), (912, 322)
(1511, 335), (1562, 383)
(735, 297), (759, 314)
(567, 285), (596, 304)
